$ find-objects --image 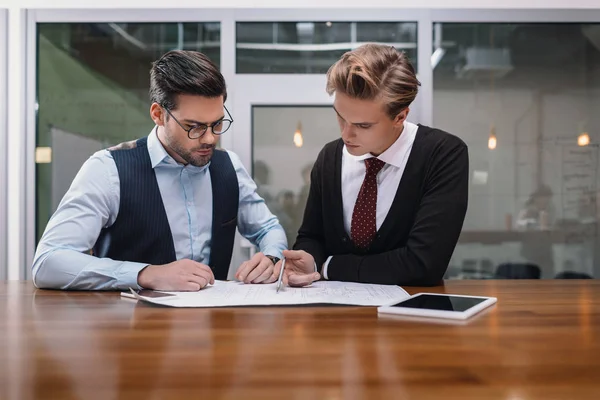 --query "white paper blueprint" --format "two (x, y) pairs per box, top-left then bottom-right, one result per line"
(131, 280), (409, 308)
